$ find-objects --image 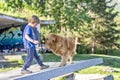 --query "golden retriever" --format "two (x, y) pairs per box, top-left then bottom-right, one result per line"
(45, 34), (77, 67)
